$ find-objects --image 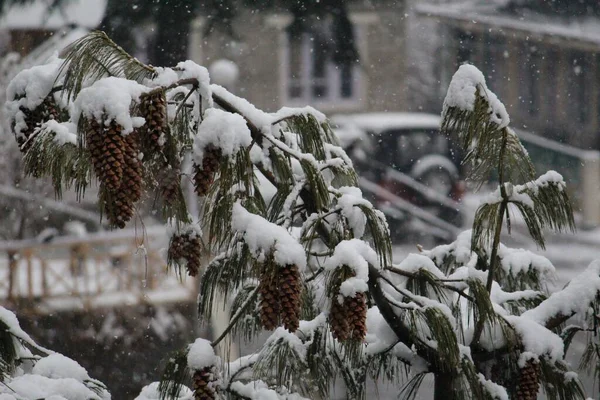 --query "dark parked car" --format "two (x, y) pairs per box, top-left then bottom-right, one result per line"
(331, 113), (465, 239)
